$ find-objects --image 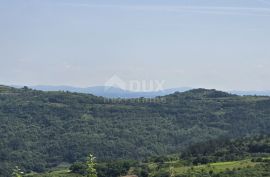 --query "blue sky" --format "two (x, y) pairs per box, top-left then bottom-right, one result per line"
(1, 0), (270, 91)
